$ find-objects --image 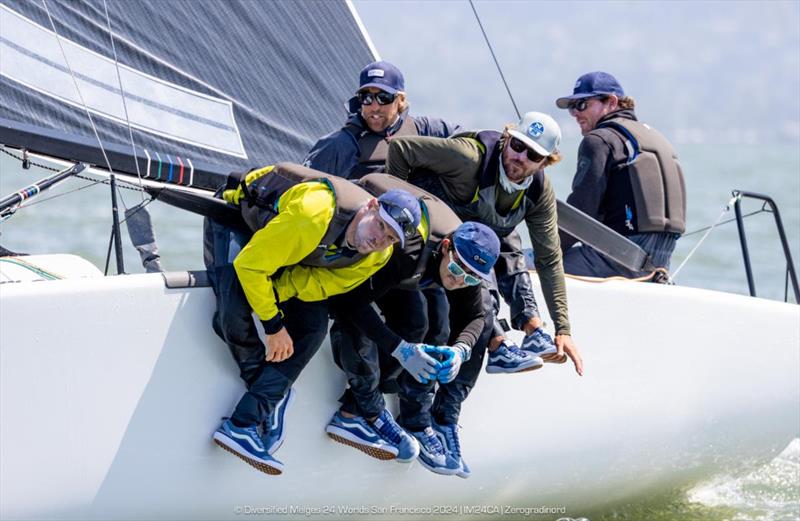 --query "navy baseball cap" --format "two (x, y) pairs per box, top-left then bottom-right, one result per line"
(556, 71), (625, 109)
(452, 222), (500, 281)
(377, 189), (421, 247)
(359, 61), (405, 95)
